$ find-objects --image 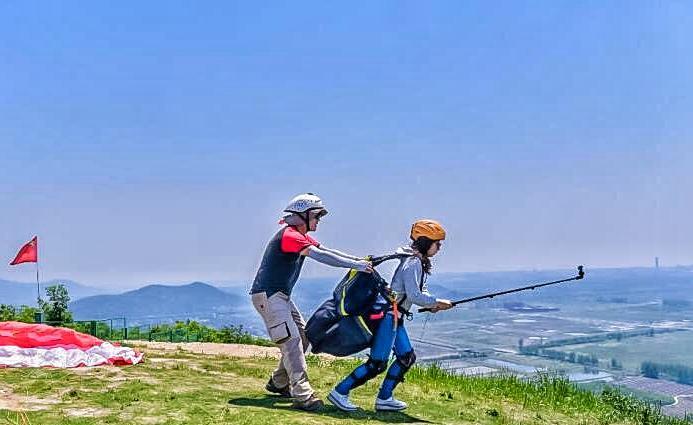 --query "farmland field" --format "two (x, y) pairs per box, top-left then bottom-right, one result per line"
(554, 330), (693, 373)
